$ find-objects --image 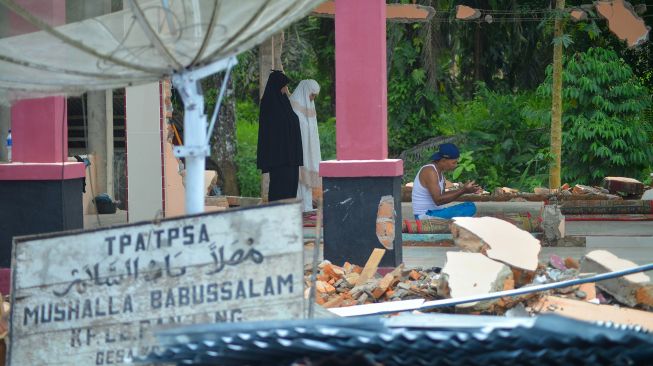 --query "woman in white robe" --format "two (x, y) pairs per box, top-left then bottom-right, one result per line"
(289, 80), (321, 212)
